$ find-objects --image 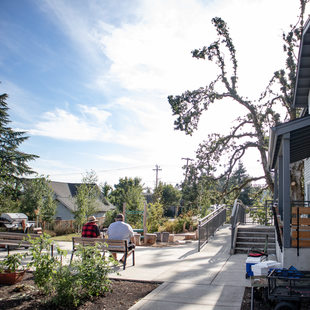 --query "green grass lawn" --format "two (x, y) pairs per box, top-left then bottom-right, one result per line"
(51, 233), (80, 241)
